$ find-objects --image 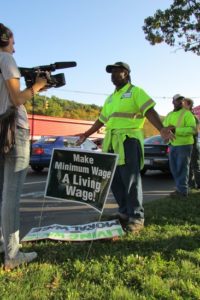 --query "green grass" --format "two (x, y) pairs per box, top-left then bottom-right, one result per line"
(1, 191), (200, 299)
